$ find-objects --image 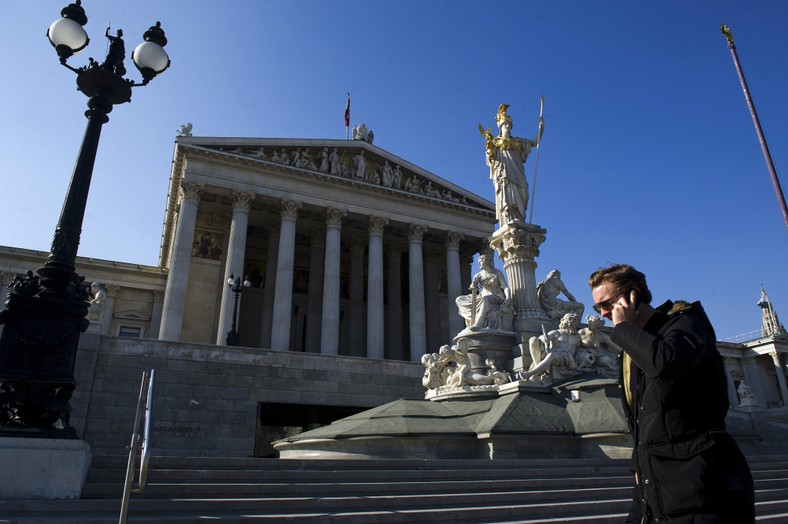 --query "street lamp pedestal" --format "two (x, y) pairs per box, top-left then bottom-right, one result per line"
(0, 285), (86, 438)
